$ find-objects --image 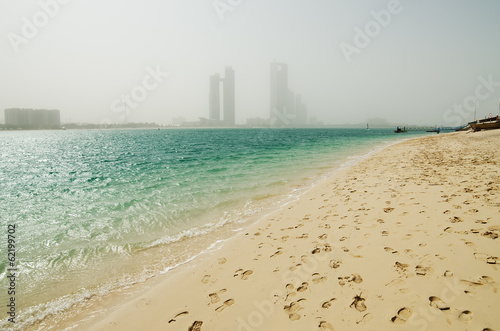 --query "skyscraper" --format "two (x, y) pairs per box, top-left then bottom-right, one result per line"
(209, 73), (221, 121)
(208, 67), (235, 126)
(270, 63), (288, 122)
(223, 66), (235, 126)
